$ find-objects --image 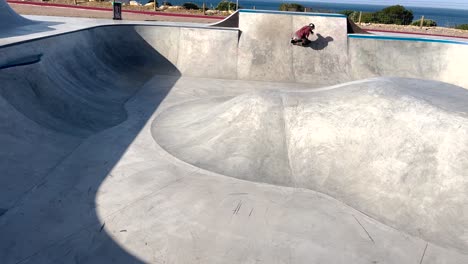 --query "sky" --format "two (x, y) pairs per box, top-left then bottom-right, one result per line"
(298, 0), (468, 9)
